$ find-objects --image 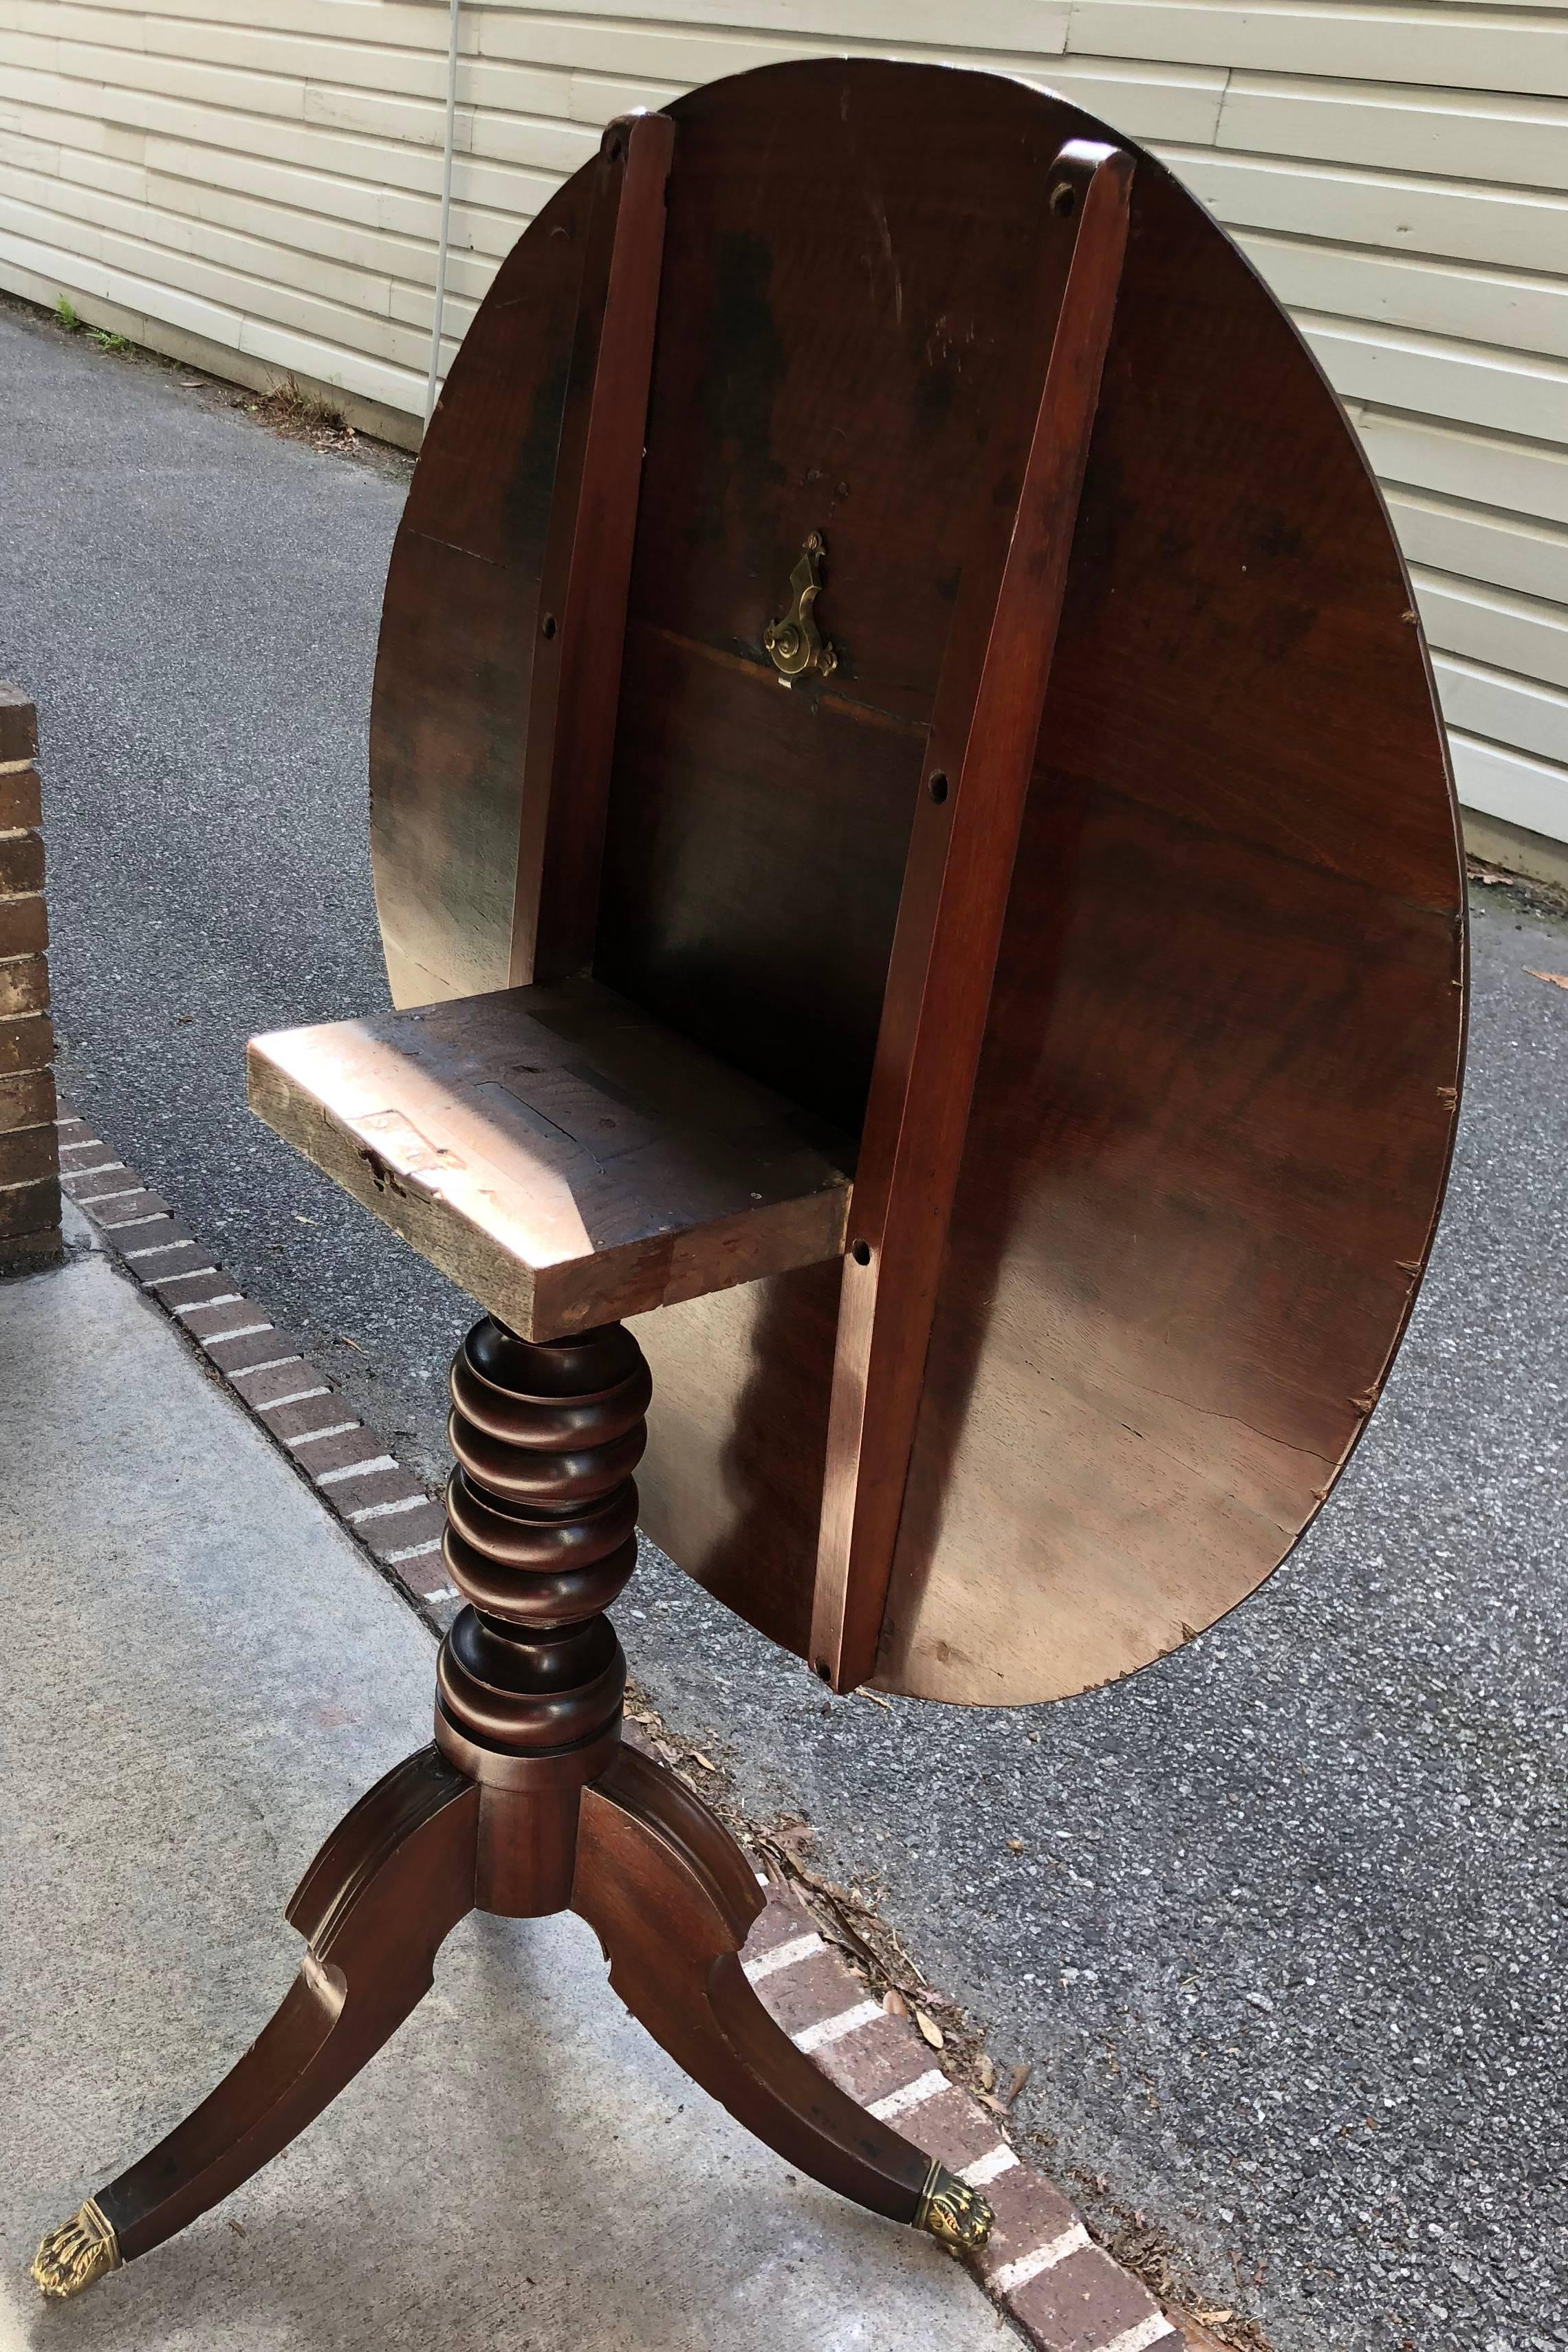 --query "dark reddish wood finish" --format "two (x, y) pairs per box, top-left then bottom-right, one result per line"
(369, 58), (1465, 1707)
(576, 1745), (931, 2220)
(98, 1747), (479, 2264)
(810, 139), (1134, 1693)
(511, 111), (675, 988)
(369, 175), (586, 1009)
(434, 1316), (644, 1910)
(71, 1322), (948, 2278)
